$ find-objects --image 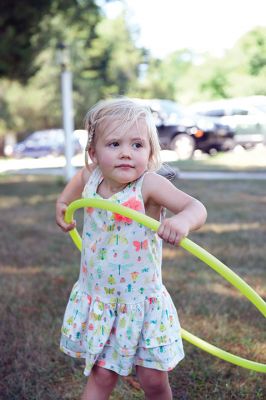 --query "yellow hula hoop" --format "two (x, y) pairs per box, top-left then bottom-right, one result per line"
(65, 198), (266, 373)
